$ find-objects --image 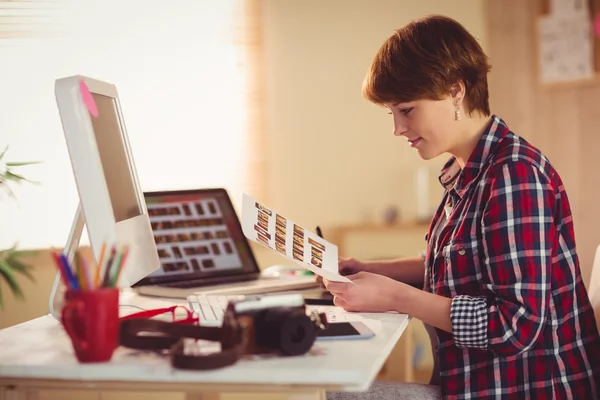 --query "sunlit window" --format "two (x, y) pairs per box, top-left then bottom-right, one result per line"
(0, 0), (257, 249)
